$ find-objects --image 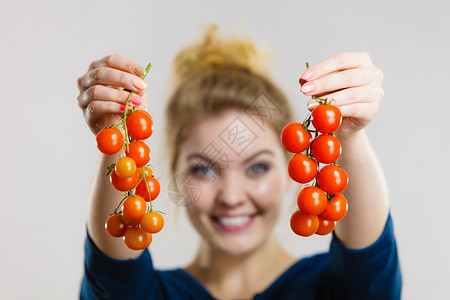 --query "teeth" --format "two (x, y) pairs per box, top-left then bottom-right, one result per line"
(216, 216), (251, 227)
